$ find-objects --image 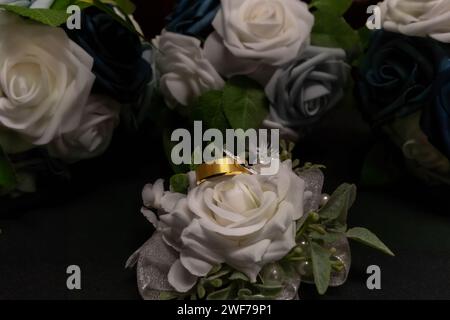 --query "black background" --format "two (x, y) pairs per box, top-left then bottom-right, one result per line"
(0, 0), (449, 300)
